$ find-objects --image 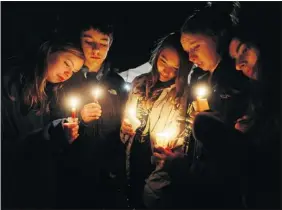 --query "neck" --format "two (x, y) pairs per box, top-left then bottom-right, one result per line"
(85, 61), (103, 73)
(209, 56), (221, 74)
